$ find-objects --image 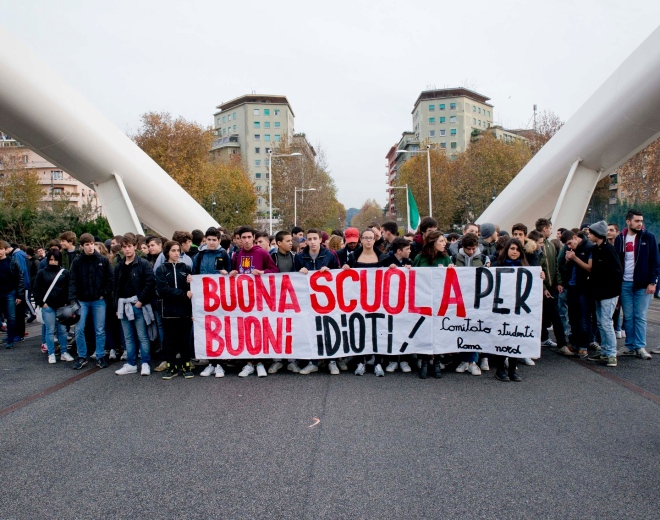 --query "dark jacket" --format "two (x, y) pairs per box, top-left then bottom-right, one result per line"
(192, 247), (231, 275)
(337, 245), (359, 266)
(410, 234), (424, 262)
(478, 238), (497, 258)
(270, 250), (297, 273)
(380, 252), (412, 268)
(61, 246), (81, 271)
(566, 238), (594, 290)
(33, 266), (70, 309)
(28, 256), (40, 288)
(345, 246), (385, 268)
(155, 262), (192, 318)
(590, 241), (622, 301)
(113, 256), (155, 308)
(0, 256), (24, 294)
(69, 251), (113, 302)
(294, 246), (340, 271)
(613, 229), (660, 289)
(558, 244), (569, 284)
